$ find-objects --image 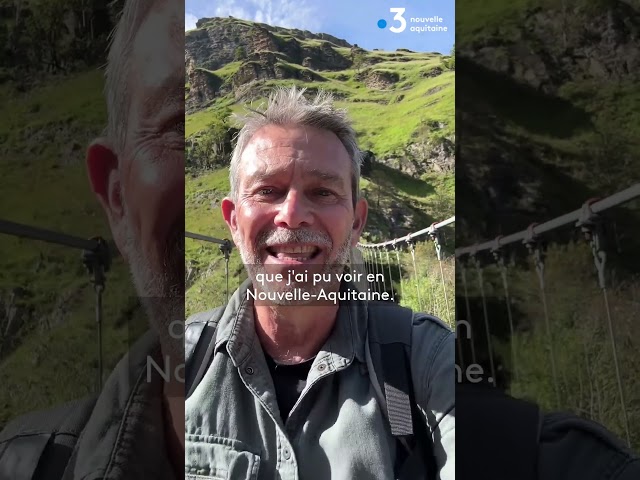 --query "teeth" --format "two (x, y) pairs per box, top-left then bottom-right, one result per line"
(271, 245), (316, 254)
